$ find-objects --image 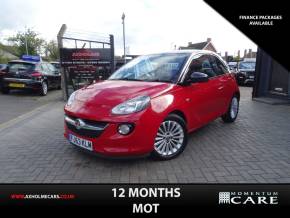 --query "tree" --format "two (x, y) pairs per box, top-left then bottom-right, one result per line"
(7, 28), (45, 57)
(0, 52), (9, 63)
(233, 56), (242, 62)
(44, 40), (59, 61)
(0, 43), (18, 63)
